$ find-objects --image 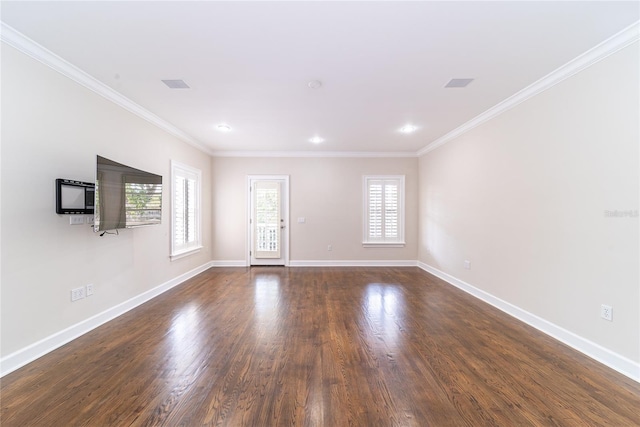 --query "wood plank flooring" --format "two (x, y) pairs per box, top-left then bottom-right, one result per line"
(1, 267), (639, 426)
